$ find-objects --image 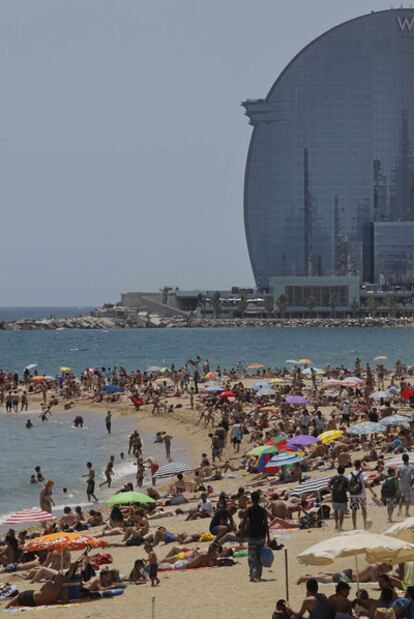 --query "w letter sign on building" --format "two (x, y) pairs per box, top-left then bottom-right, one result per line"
(397, 16), (414, 31)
